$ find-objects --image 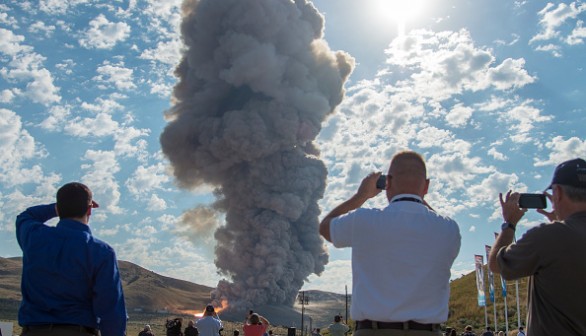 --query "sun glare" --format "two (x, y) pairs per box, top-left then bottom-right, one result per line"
(370, 0), (425, 36)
